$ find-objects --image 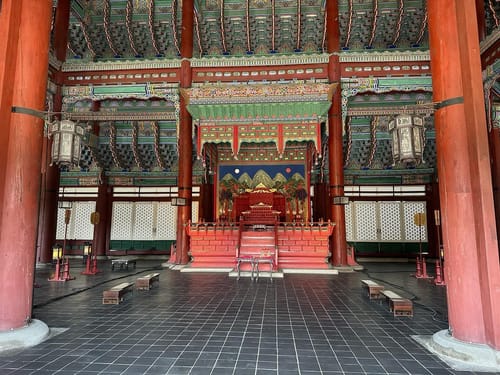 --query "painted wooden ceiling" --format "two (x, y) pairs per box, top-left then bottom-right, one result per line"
(61, 1), (500, 185)
(67, 0), (435, 60)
